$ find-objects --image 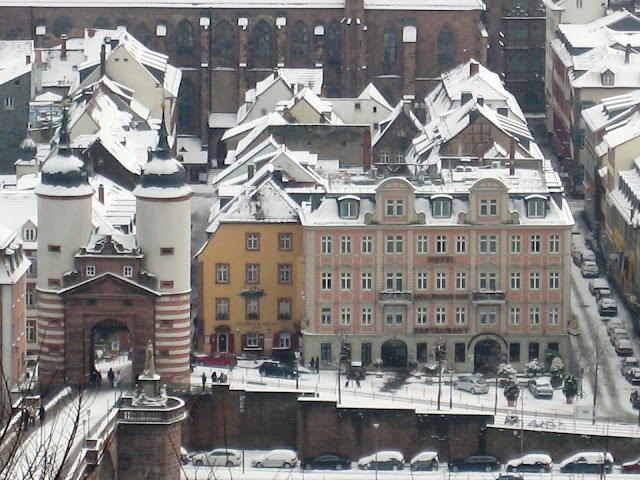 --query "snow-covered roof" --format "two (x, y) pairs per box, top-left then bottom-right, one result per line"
(373, 100), (424, 147)
(582, 90), (640, 132)
(572, 46), (640, 89)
